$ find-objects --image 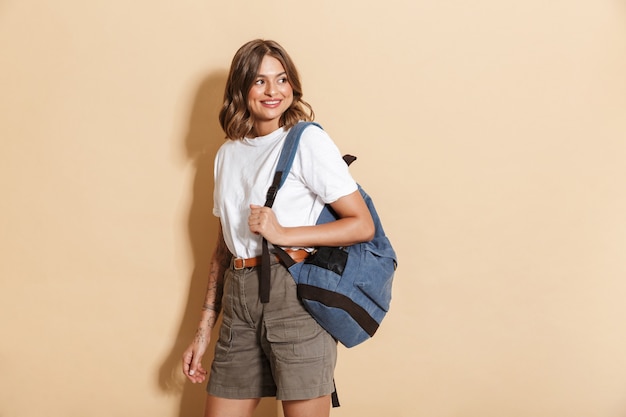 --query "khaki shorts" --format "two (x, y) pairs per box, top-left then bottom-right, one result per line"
(207, 261), (337, 401)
